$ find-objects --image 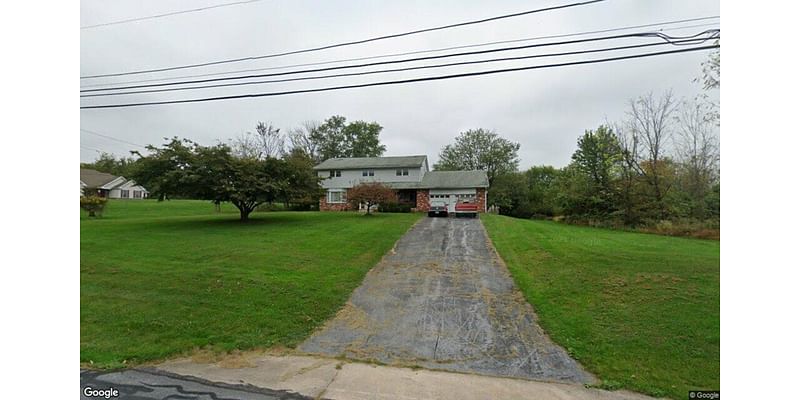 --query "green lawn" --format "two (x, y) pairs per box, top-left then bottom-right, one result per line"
(481, 214), (719, 399)
(81, 200), (421, 368)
